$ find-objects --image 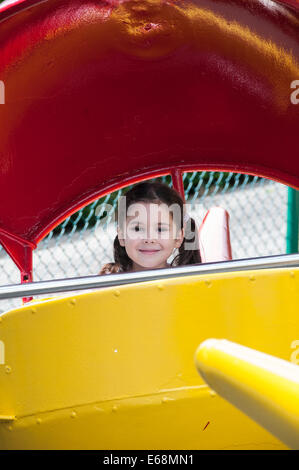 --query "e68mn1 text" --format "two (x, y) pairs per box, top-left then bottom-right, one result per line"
(147, 454), (193, 465)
